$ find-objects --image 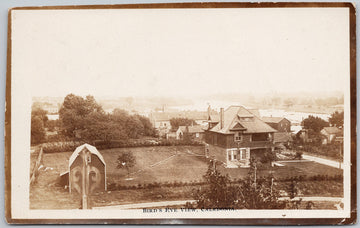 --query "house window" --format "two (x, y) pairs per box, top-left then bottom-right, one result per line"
(240, 149), (247, 160)
(196, 133), (199, 138)
(234, 132), (242, 142)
